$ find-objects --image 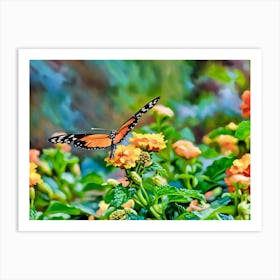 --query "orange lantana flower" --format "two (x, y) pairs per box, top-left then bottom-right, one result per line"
(215, 134), (239, 156)
(29, 162), (42, 187)
(172, 140), (201, 160)
(129, 133), (166, 152)
(240, 90), (250, 118)
(105, 145), (141, 169)
(30, 149), (40, 164)
(224, 153), (250, 192)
